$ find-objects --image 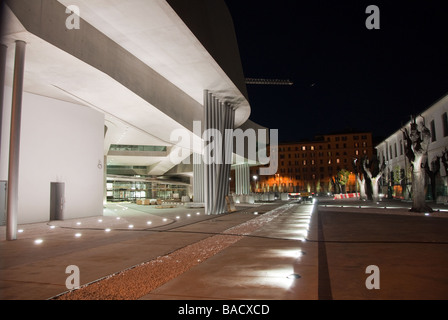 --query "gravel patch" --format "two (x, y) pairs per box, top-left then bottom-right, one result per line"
(53, 205), (292, 300)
